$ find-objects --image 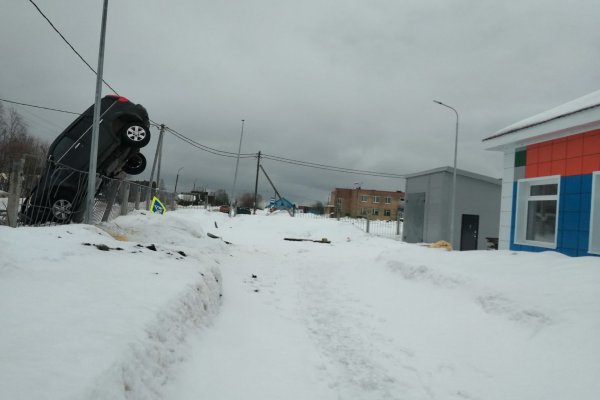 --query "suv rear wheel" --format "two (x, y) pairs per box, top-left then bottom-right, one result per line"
(123, 153), (147, 175)
(121, 123), (150, 148)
